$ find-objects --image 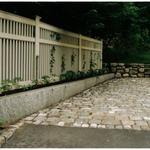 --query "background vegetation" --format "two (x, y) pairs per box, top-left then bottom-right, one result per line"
(0, 2), (150, 63)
